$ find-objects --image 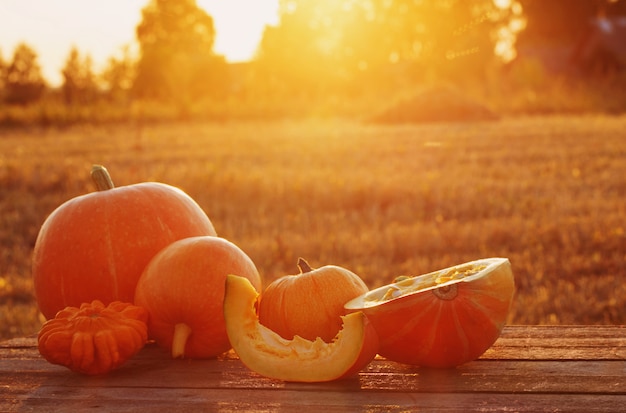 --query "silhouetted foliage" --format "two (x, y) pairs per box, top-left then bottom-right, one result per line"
(61, 47), (99, 105)
(133, 0), (229, 108)
(513, 0), (626, 77)
(254, 0), (520, 98)
(0, 49), (7, 101)
(517, 0), (626, 46)
(4, 43), (46, 105)
(101, 47), (136, 104)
